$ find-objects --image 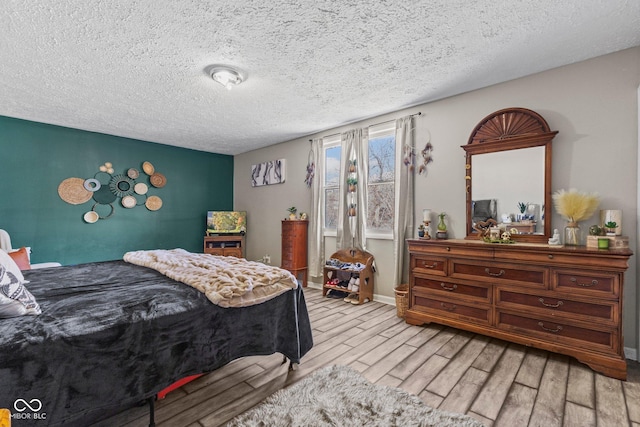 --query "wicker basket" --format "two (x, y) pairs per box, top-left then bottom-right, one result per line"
(394, 284), (409, 318)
